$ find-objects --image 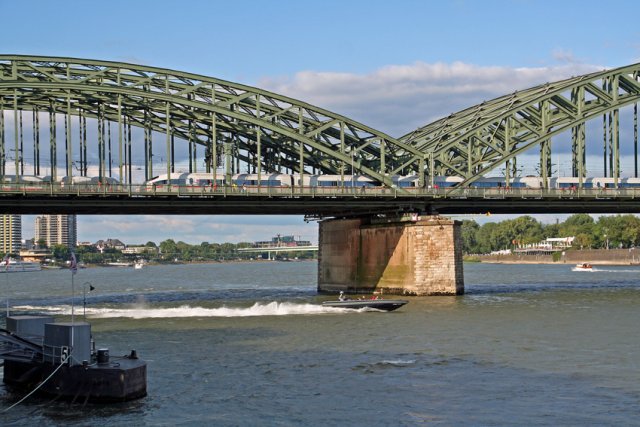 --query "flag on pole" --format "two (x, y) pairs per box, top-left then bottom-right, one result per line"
(70, 252), (78, 275)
